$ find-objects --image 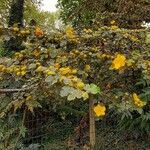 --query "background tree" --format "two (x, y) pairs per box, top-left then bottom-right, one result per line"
(0, 0), (42, 26)
(2, 0), (59, 53)
(9, 0), (25, 27)
(57, 0), (150, 28)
